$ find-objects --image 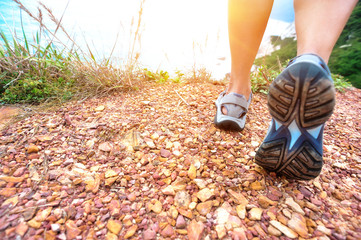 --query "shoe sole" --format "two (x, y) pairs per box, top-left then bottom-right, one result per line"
(214, 103), (245, 132)
(214, 117), (244, 132)
(255, 61), (335, 180)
